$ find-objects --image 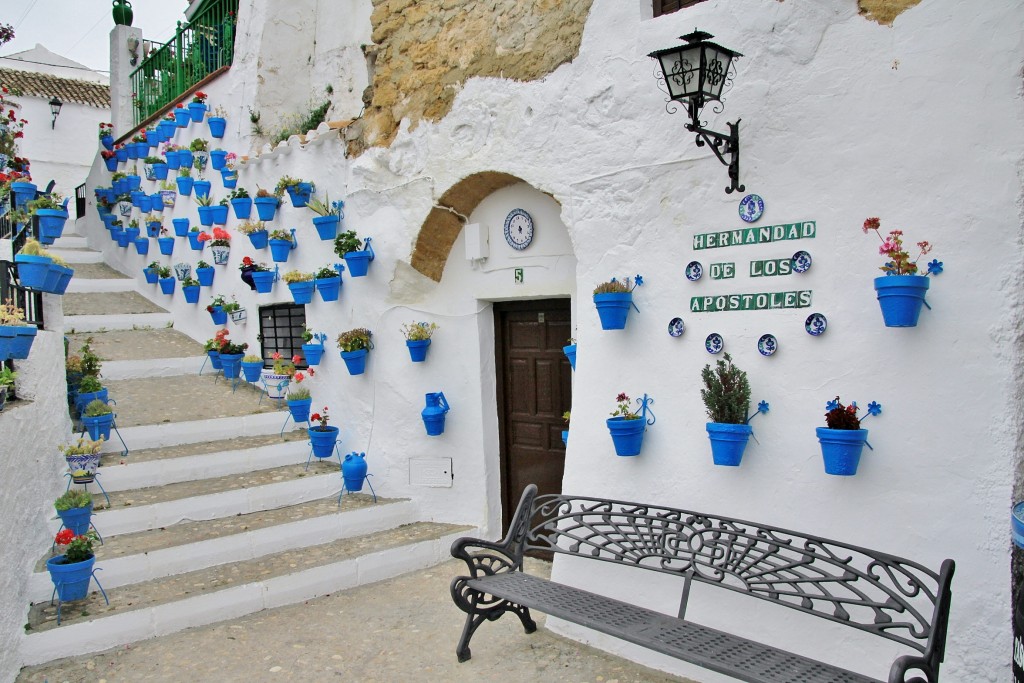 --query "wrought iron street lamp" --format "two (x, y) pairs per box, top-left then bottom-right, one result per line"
(649, 30), (744, 194)
(49, 97), (63, 129)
